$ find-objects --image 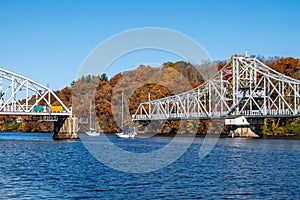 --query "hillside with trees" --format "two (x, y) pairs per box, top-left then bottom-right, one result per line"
(72, 56), (300, 136)
(1, 56), (300, 136)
